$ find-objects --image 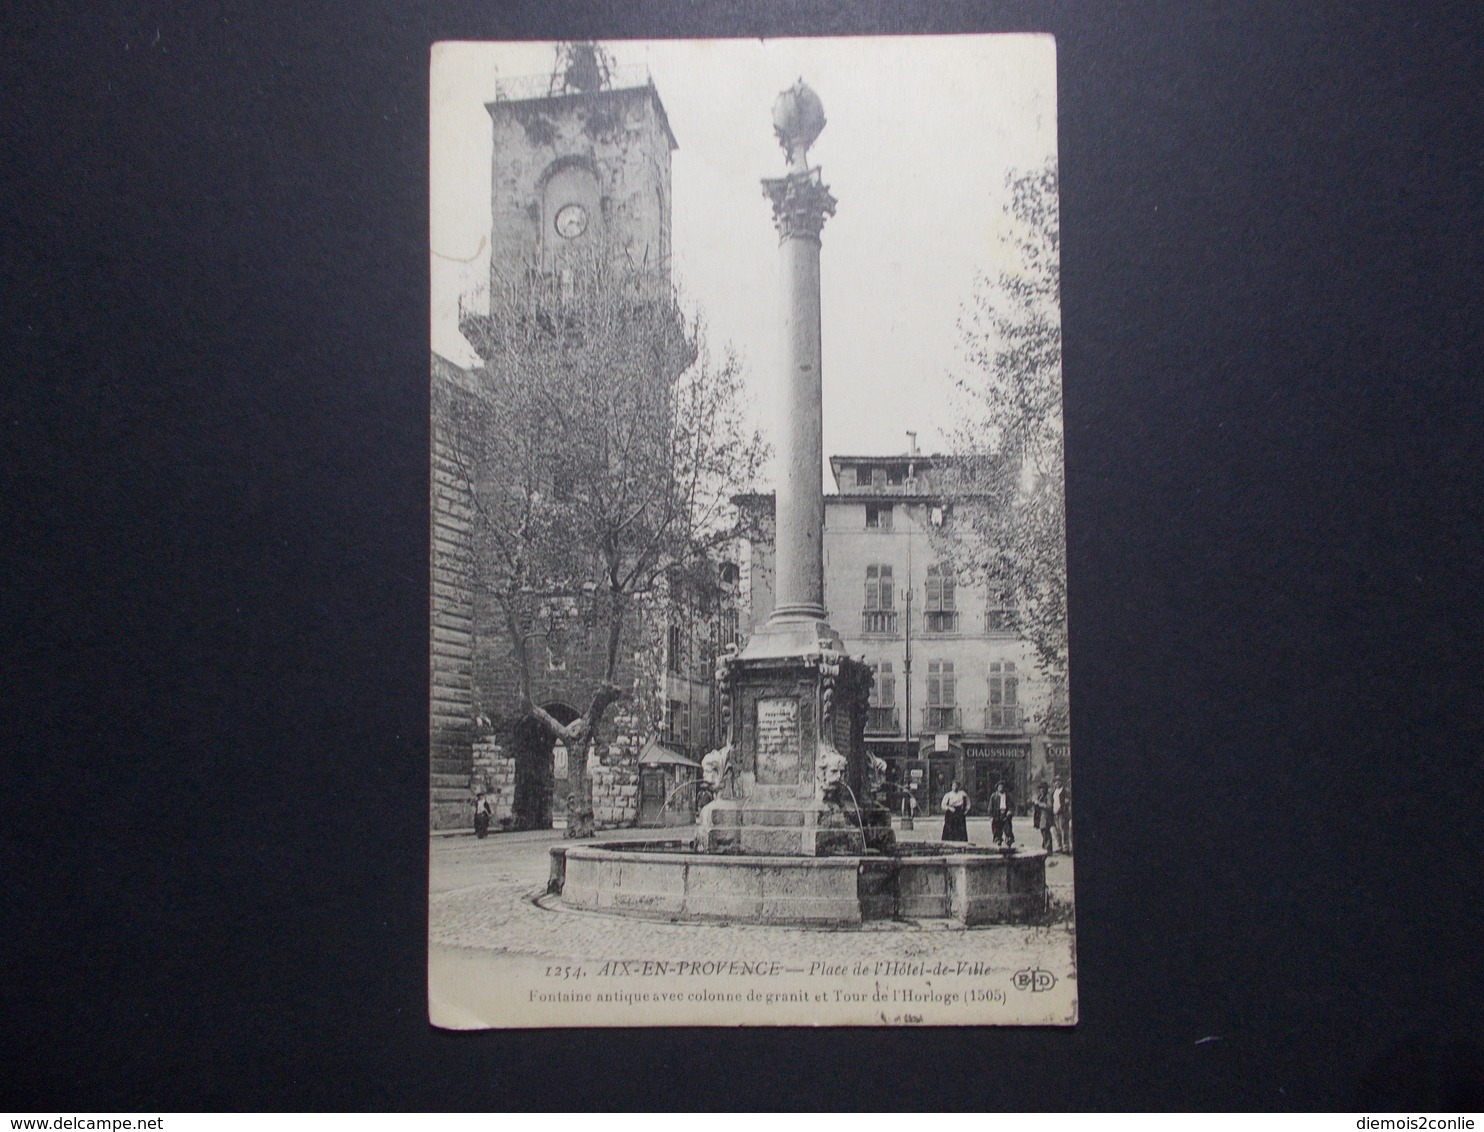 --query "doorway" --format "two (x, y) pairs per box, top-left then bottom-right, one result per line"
(926, 758), (956, 815)
(510, 703), (580, 830)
